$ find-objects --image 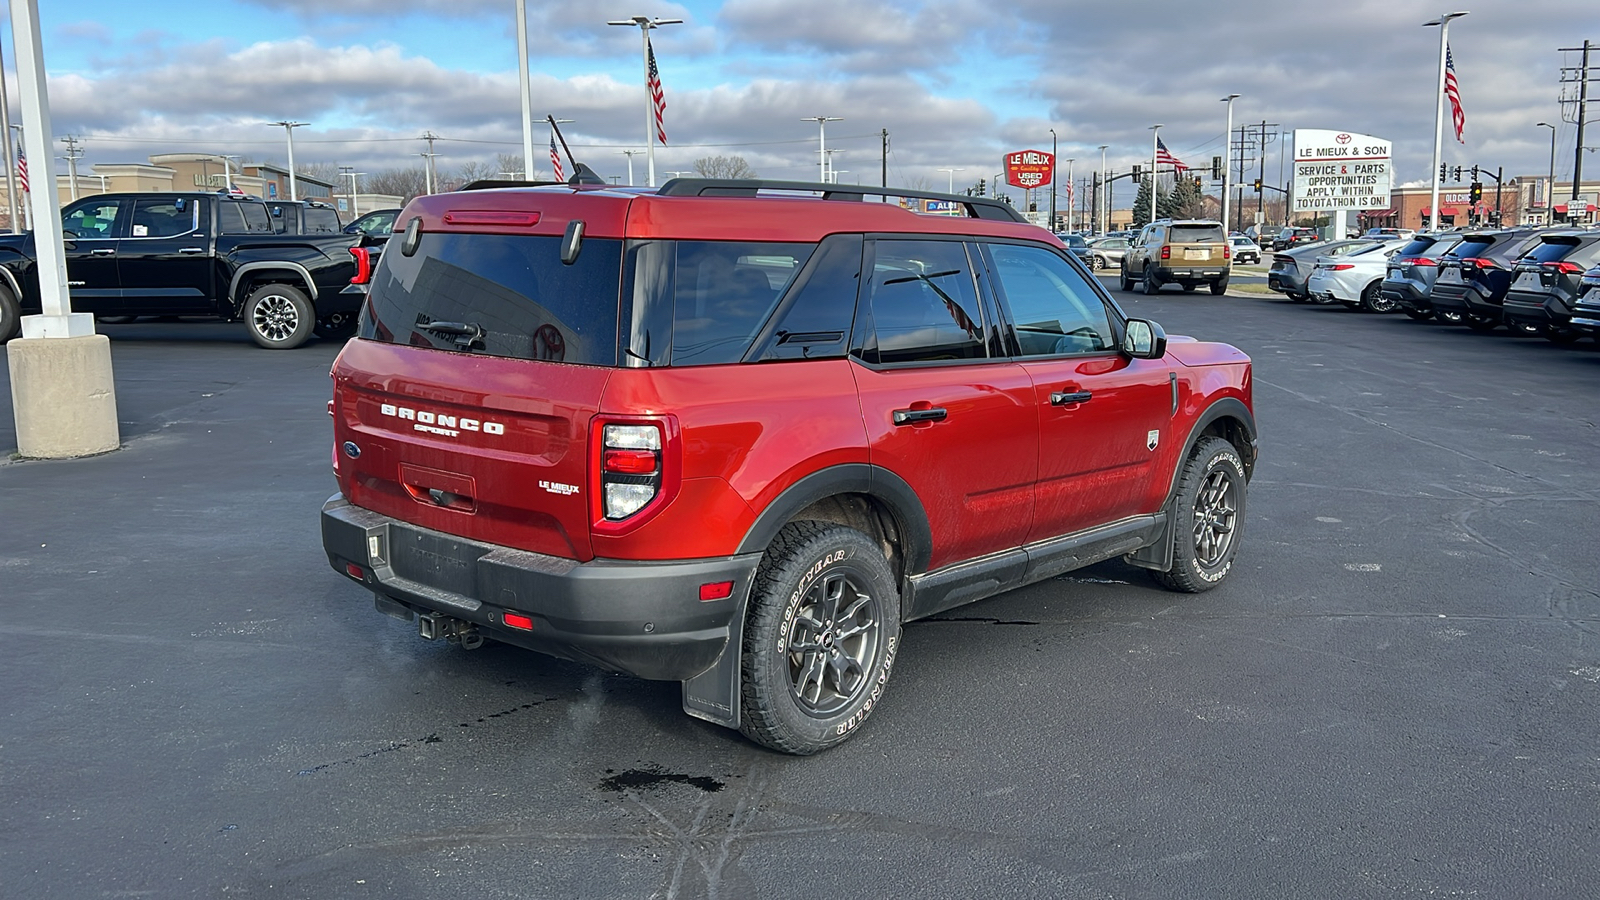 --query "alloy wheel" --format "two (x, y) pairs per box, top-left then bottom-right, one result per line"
(1192, 469), (1237, 569)
(785, 570), (881, 717)
(252, 293), (302, 343)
